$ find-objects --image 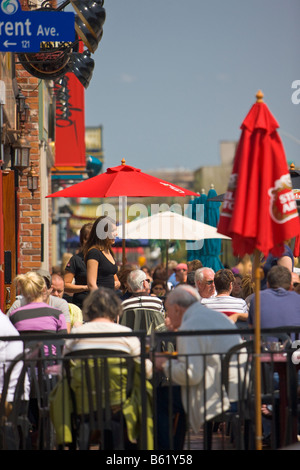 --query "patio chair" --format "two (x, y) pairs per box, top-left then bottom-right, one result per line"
(119, 308), (165, 334)
(19, 331), (64, 450)
(63, 348), (136, 450)
(0, 342), (41, 450)
(213, 332), (296, 450)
